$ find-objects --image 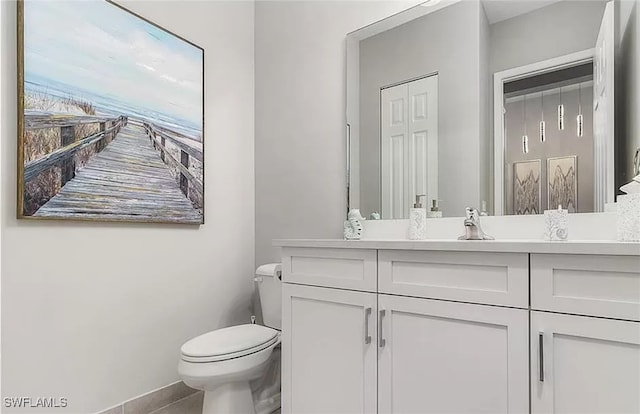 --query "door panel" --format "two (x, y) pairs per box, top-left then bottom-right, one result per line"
(282, 284), (377, 414)
(408, 76), (438, 210)
(531, 311), (640, 414)
(382, 84), (408, 219)
(378, 294), (529, 414)
(382, 75), (438, 219)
